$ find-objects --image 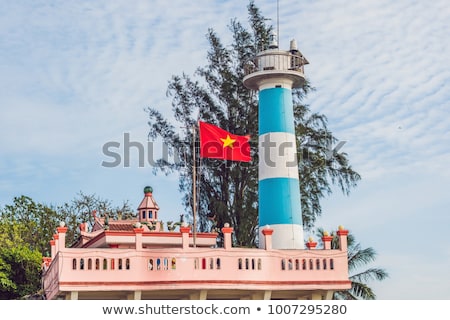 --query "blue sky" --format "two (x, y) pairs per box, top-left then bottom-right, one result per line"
(1, 0), (449, 299)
